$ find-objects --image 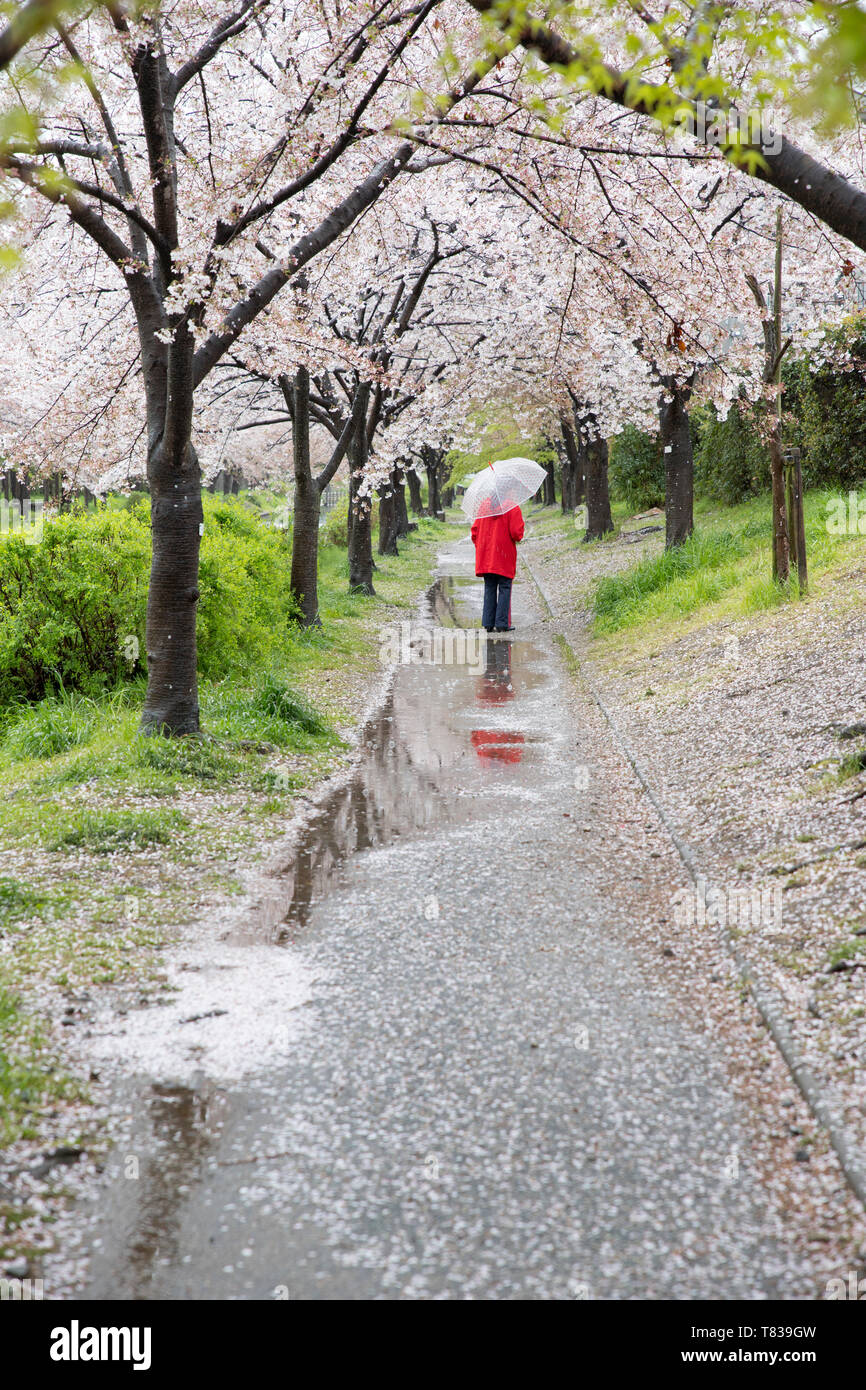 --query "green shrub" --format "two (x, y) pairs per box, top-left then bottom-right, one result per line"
(785, 326), (866, 489)
(196, 495), (299, 678)
(0, 495), (299, 708)
(0, 508), (149, 705)
(322, 494), (350, 548)
(608, 426), (664, 510)
(693, 402), (768, 505)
